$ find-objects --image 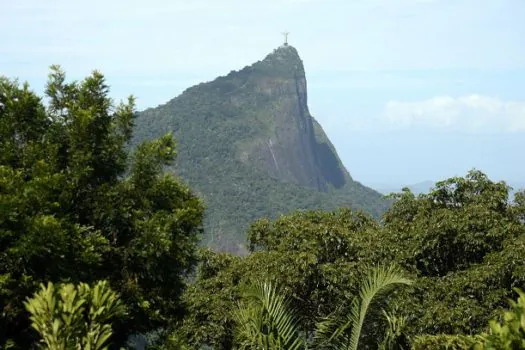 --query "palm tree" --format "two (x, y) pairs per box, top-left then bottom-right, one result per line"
(233, 281), (304, 350)
(233, 265), (412, 350)
(314, 265), (413, 350)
